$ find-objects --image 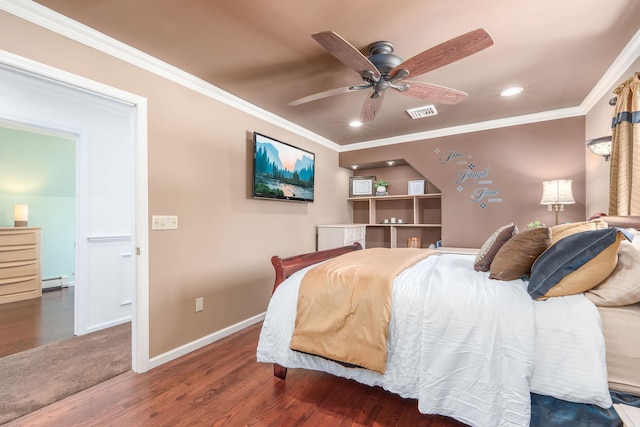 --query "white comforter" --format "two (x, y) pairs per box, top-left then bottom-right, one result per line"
(257, 253), (611, 427)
